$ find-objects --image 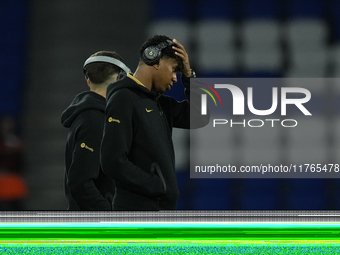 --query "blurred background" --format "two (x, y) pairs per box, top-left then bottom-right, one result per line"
(0, 0), (339, 210)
